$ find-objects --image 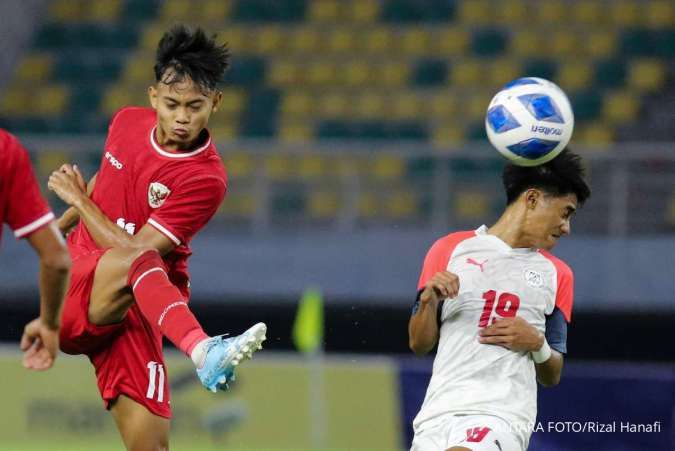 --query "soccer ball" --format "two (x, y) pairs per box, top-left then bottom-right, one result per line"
(485, 77), (574, 167)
